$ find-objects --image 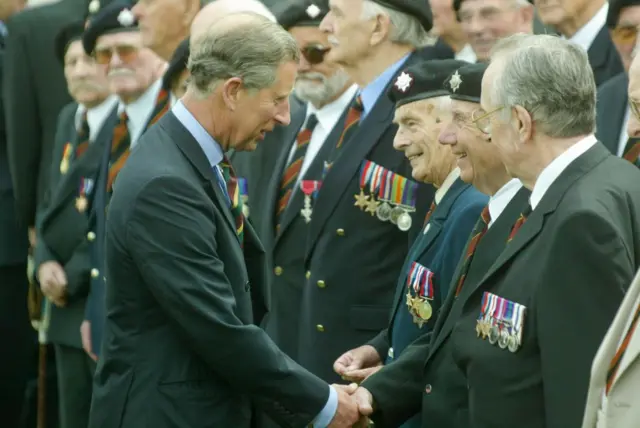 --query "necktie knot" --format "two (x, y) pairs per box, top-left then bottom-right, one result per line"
(353, 95), (364, 113)
(118, 111), (128, 125)
(305, 113), (319, 133)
